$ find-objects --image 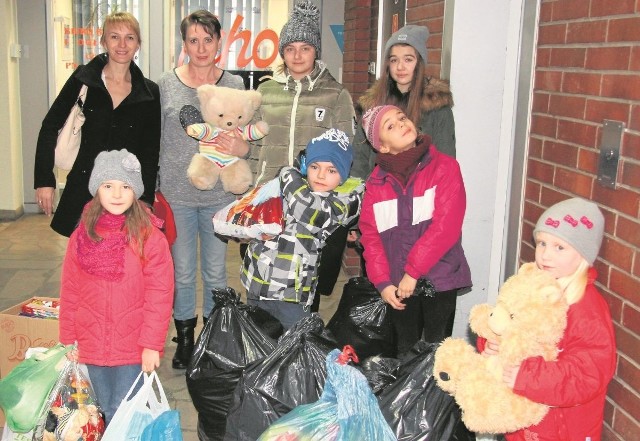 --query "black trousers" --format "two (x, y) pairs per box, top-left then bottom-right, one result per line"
(311, 225), (349, 312)
(390, 289), (457, 356)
